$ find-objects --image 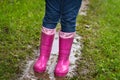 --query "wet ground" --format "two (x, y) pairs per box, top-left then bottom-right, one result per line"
(18, 0), (89, 80)
(79, 0), (89, 16)
(18, 33), (82, 80)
